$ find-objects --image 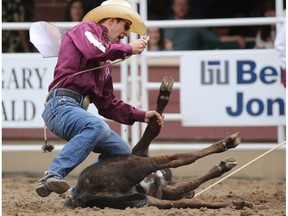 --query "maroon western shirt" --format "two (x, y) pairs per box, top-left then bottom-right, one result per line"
(49, 20), (146, 125)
